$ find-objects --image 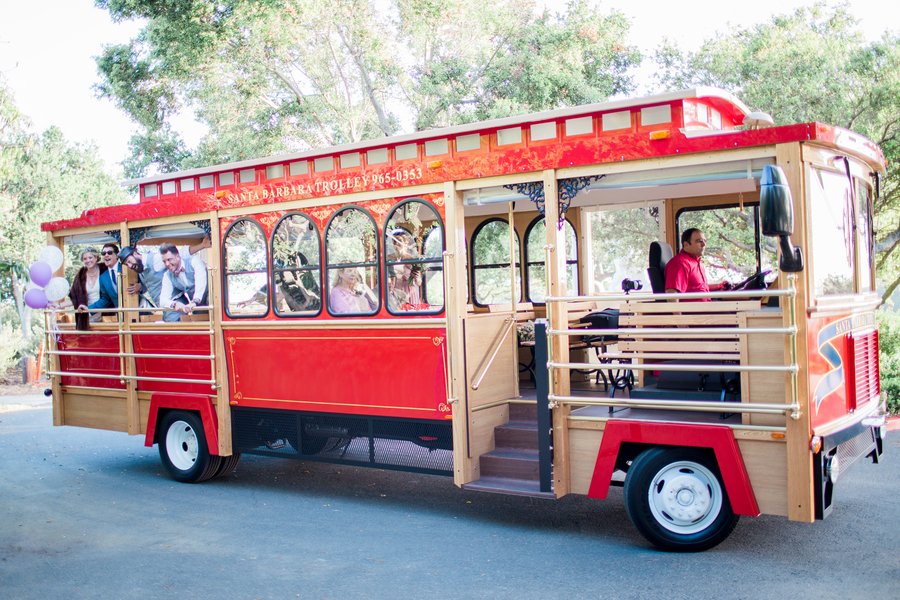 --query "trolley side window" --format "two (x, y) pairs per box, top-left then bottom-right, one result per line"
(272, 212), (322, 317)
(524, 217), (578, 303)
(224, 218), (269, 318)
(856, 180), (874, 293)
(809, 168), (855, 297)
(384, 199), (444, 314)
(325, 206), (380, 316)
(676, 204), (777, 285)
(471, 218), (521, 306)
